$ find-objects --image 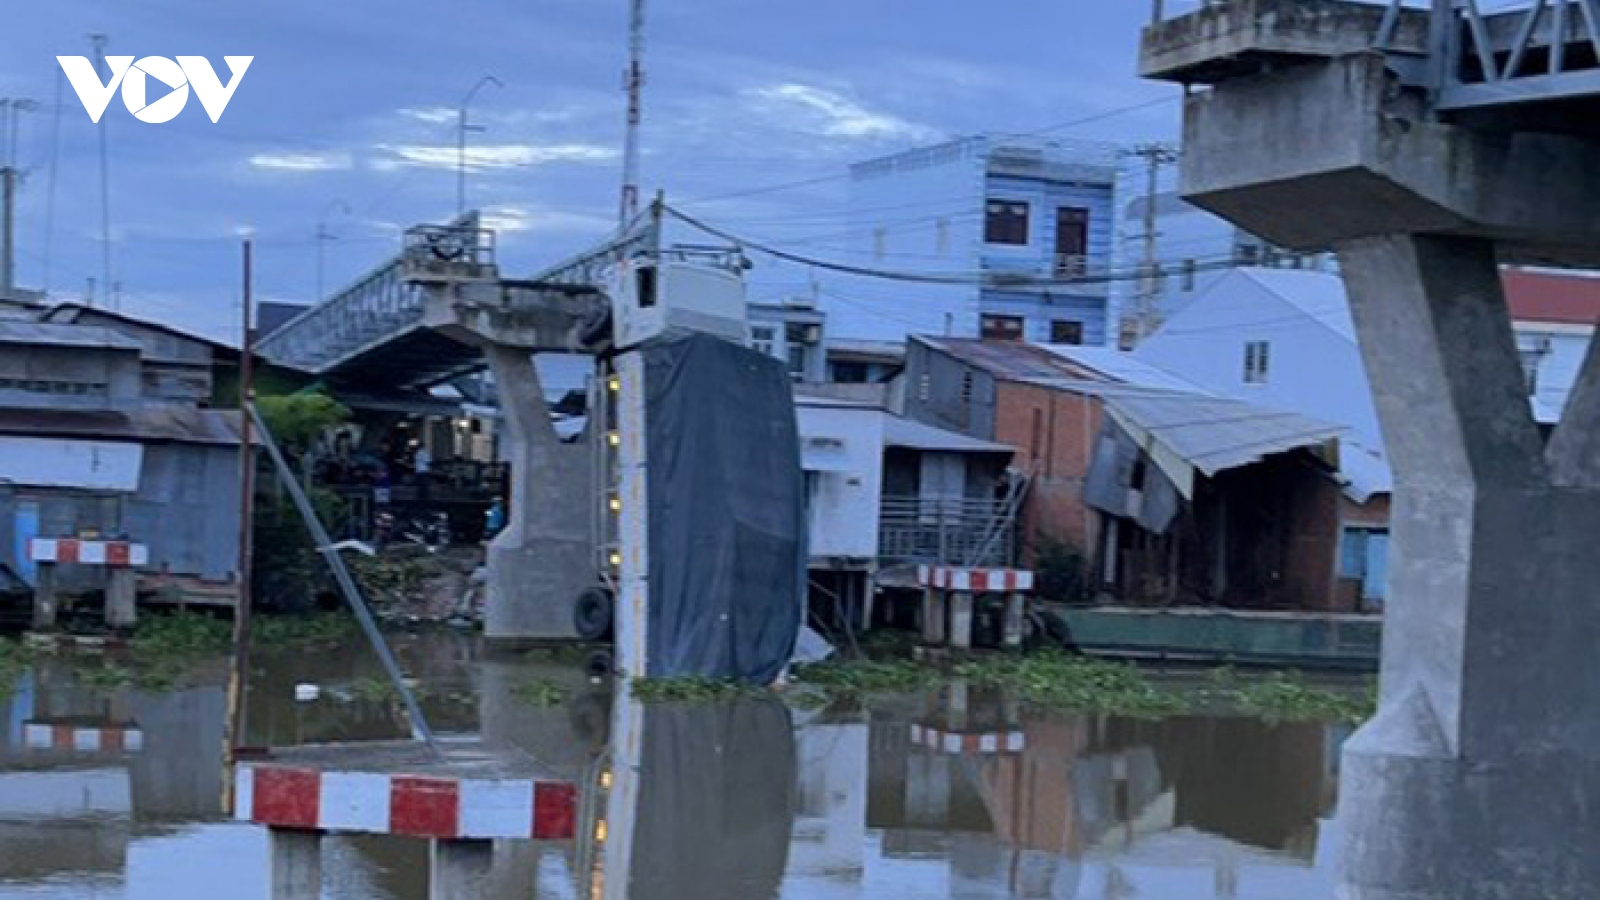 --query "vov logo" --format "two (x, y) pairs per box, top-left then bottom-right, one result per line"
(57, 56), (253, 124)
